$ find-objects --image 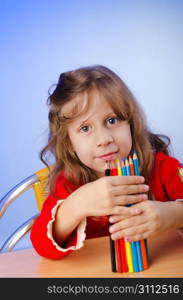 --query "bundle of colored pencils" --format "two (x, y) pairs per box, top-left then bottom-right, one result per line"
(105, 152), (149, 273)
